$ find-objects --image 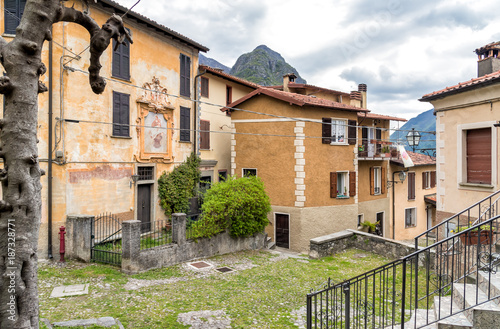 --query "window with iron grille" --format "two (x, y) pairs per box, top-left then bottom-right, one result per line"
(4, 0), (26, 35)
(180, 54), (191, 97)
(138, 166), (154, 181)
